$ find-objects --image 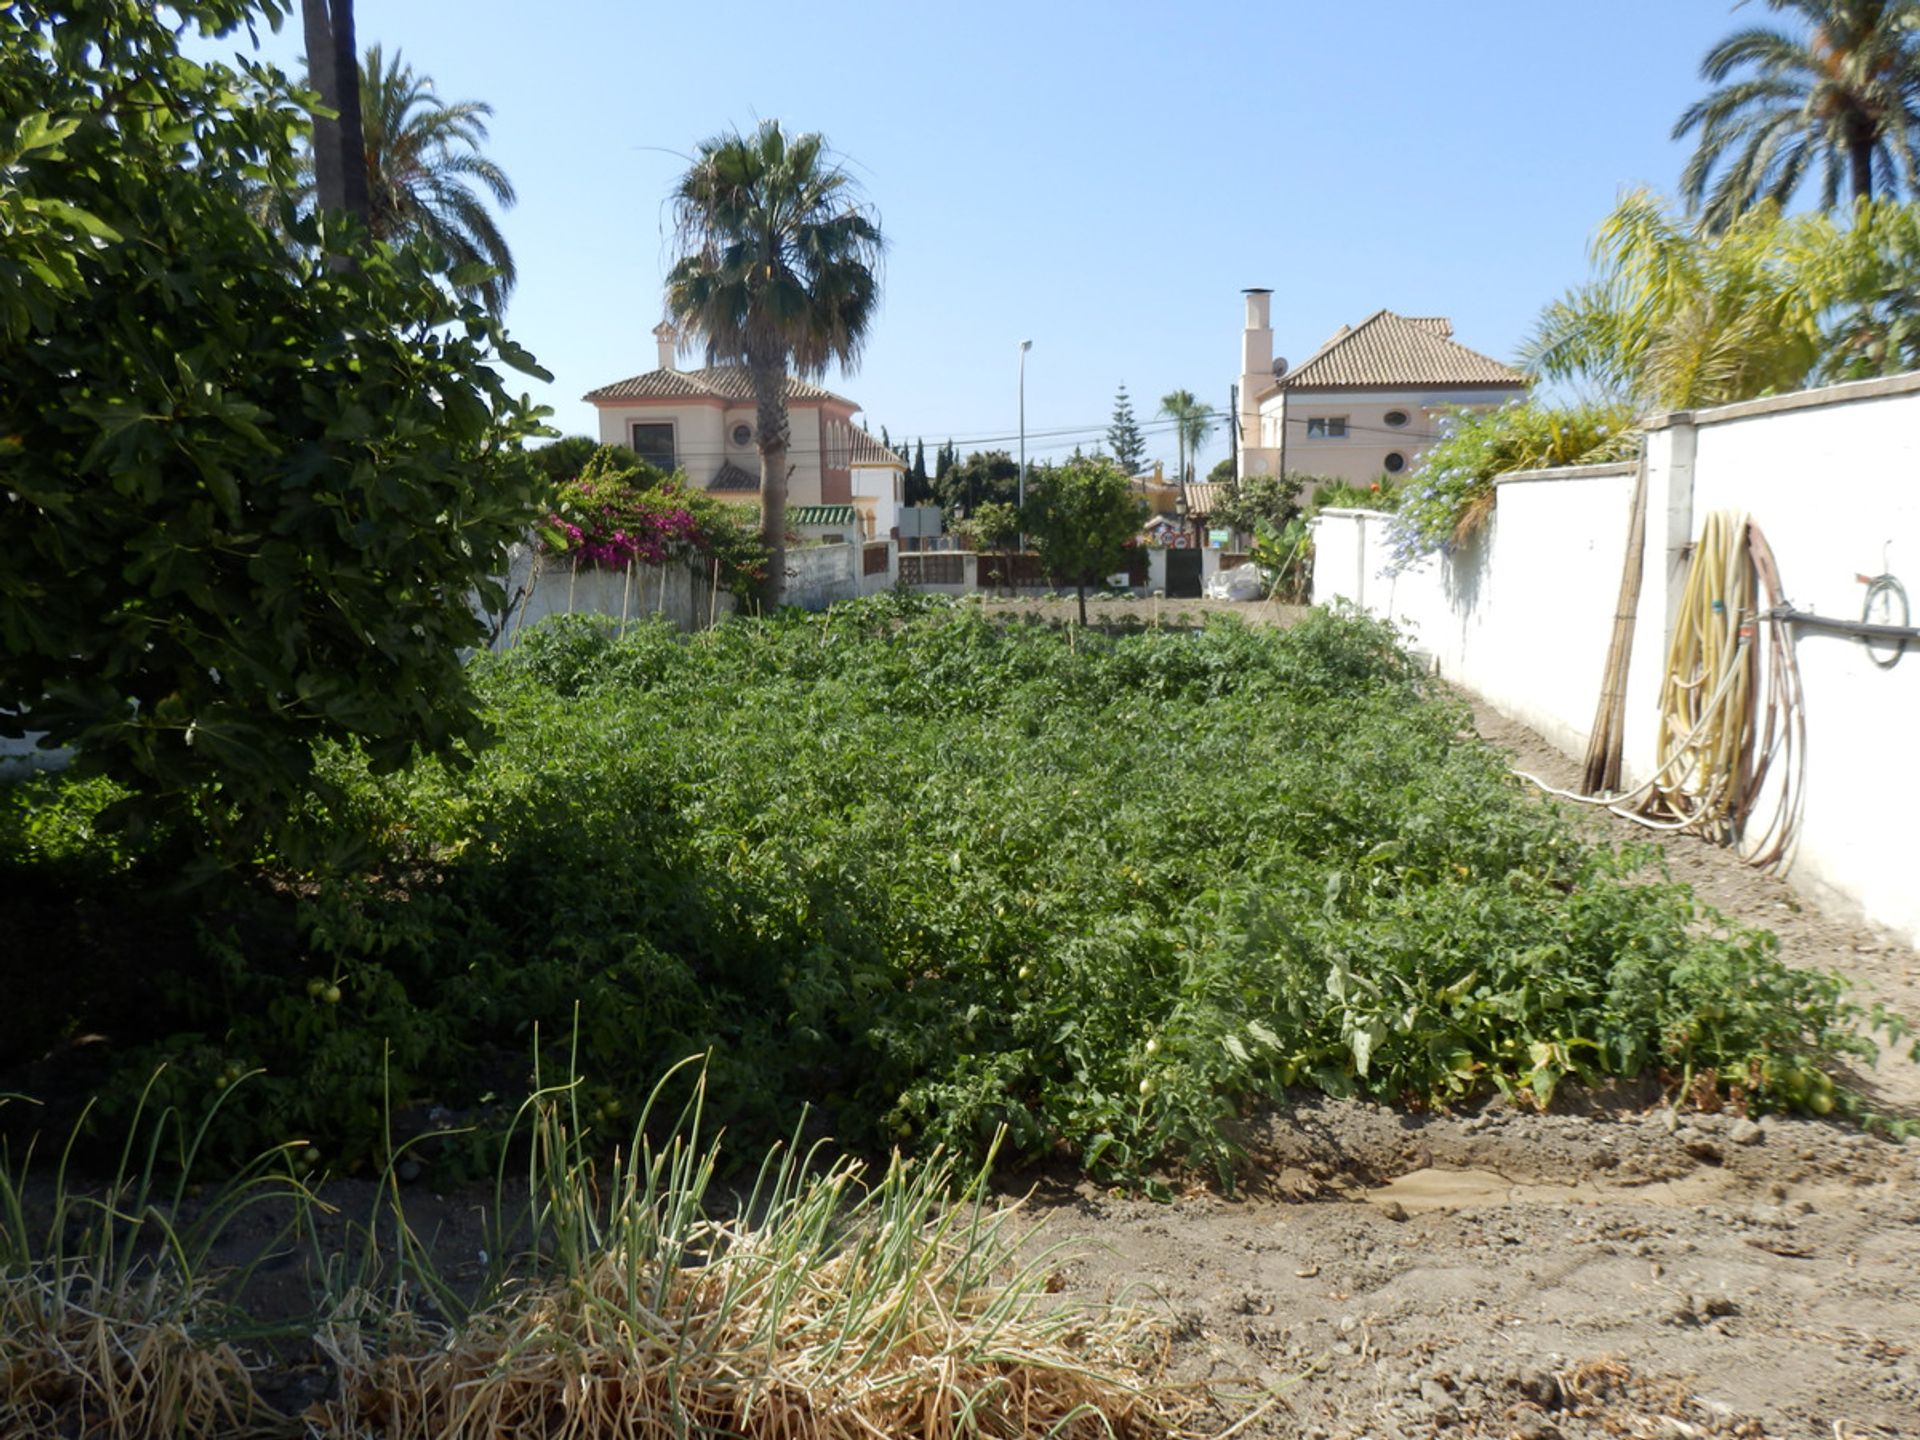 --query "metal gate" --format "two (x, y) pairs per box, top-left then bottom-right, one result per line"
(1165, 549), (1203, 598)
